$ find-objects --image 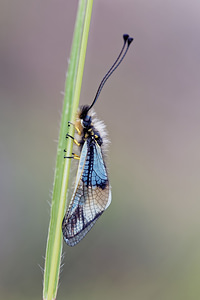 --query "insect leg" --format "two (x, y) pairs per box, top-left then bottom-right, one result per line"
(64, 152), (80, 160)
(66, 134), (80, 147)
(64, 122), (81, 158)
(68, 121), (81, 135)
